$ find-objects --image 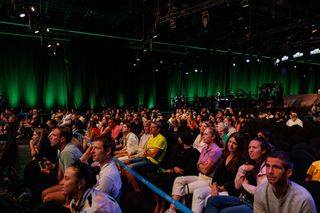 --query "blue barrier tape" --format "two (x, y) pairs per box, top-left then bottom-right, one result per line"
(73, 131), (92, 145)
(114, 157), (193, 213)
(72, 131), (193, 213)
